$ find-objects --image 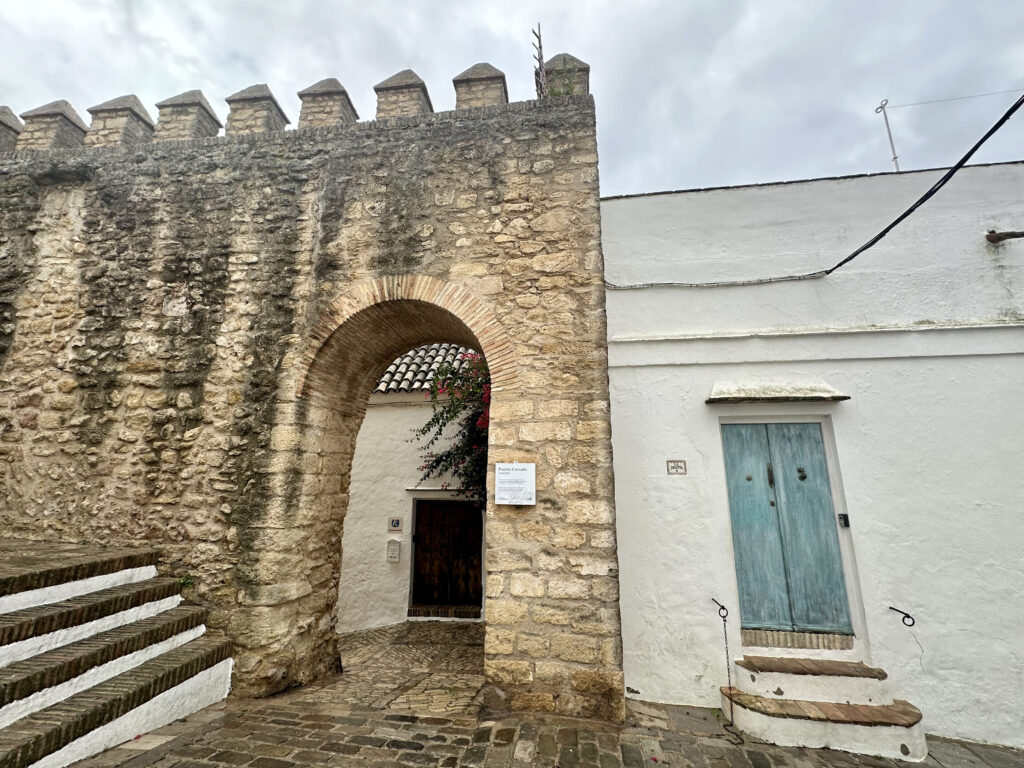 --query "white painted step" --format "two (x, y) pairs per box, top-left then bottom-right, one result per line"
(722, 687), (927, 761)
(734, 655), (892, 706)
